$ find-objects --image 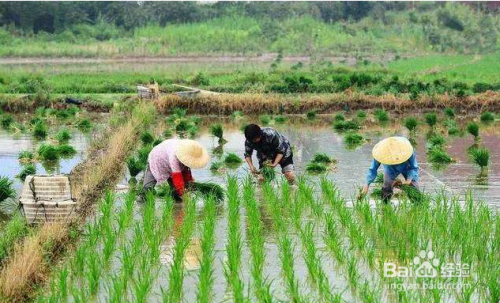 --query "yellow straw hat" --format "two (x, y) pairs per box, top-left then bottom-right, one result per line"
(175, 139), (210, 169)
(372, 136), (413, 165)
